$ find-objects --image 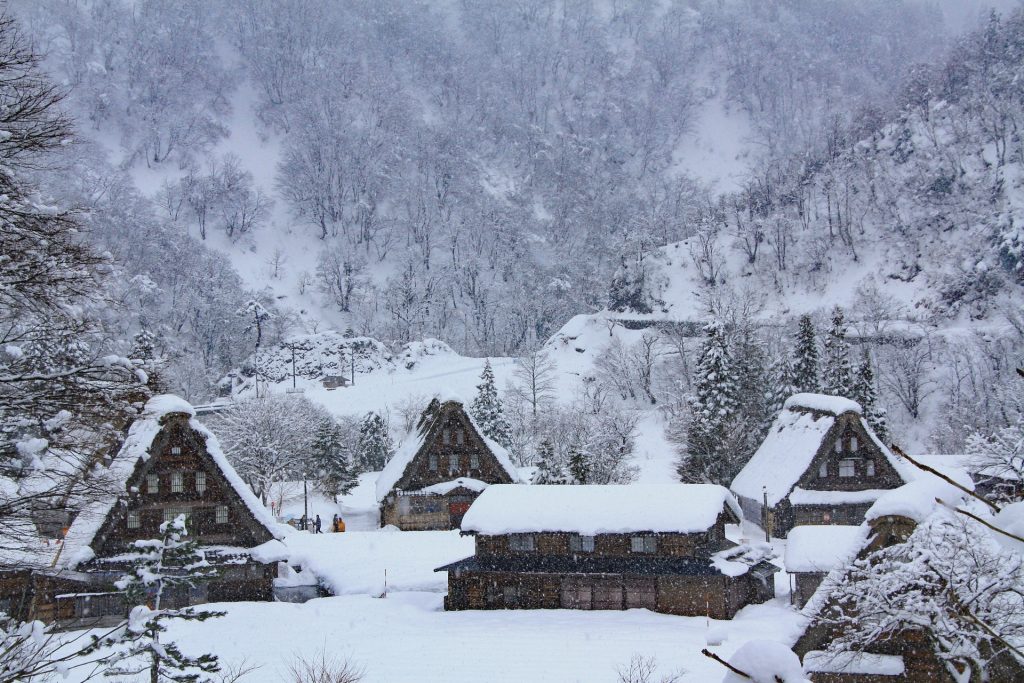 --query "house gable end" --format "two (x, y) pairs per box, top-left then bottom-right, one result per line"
(792, 413), (903, 496)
